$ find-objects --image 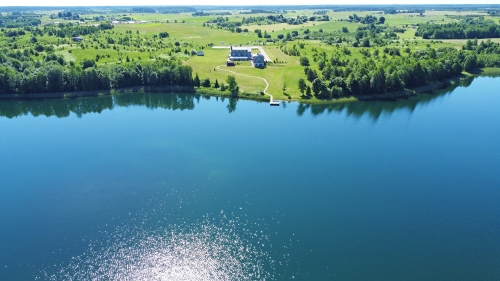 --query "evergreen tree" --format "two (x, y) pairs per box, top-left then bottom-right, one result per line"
(201, 77), (211, 87)
(305, 85), (312, 96)
(297, 78), (307, 94)
(307, 68), (317, 82)
(193, 73), (200, 87)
